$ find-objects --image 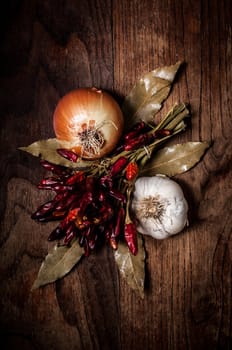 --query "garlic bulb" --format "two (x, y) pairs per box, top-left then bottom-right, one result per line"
(131, 176), (188, 239)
